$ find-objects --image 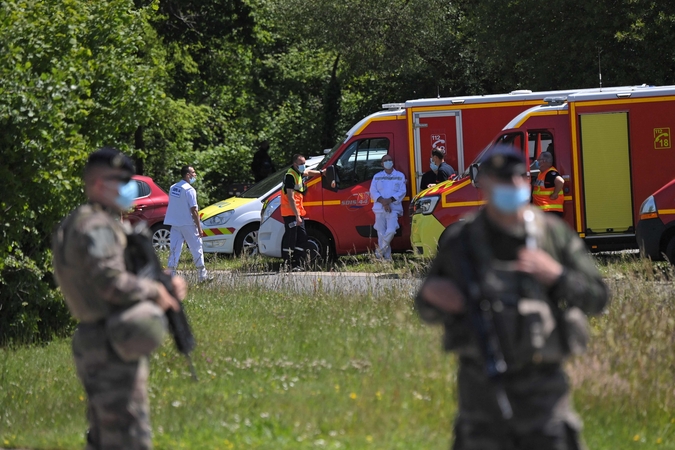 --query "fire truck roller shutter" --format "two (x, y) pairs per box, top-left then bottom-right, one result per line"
(580, 112), (634, 234)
